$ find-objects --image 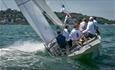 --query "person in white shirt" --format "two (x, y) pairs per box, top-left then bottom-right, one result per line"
(60, 5), (71, 24)
(63, 25), (70, 41)
(79, 18), (87, 32)
(82, 17), (96, 38)
(69, 26), (81, 46)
